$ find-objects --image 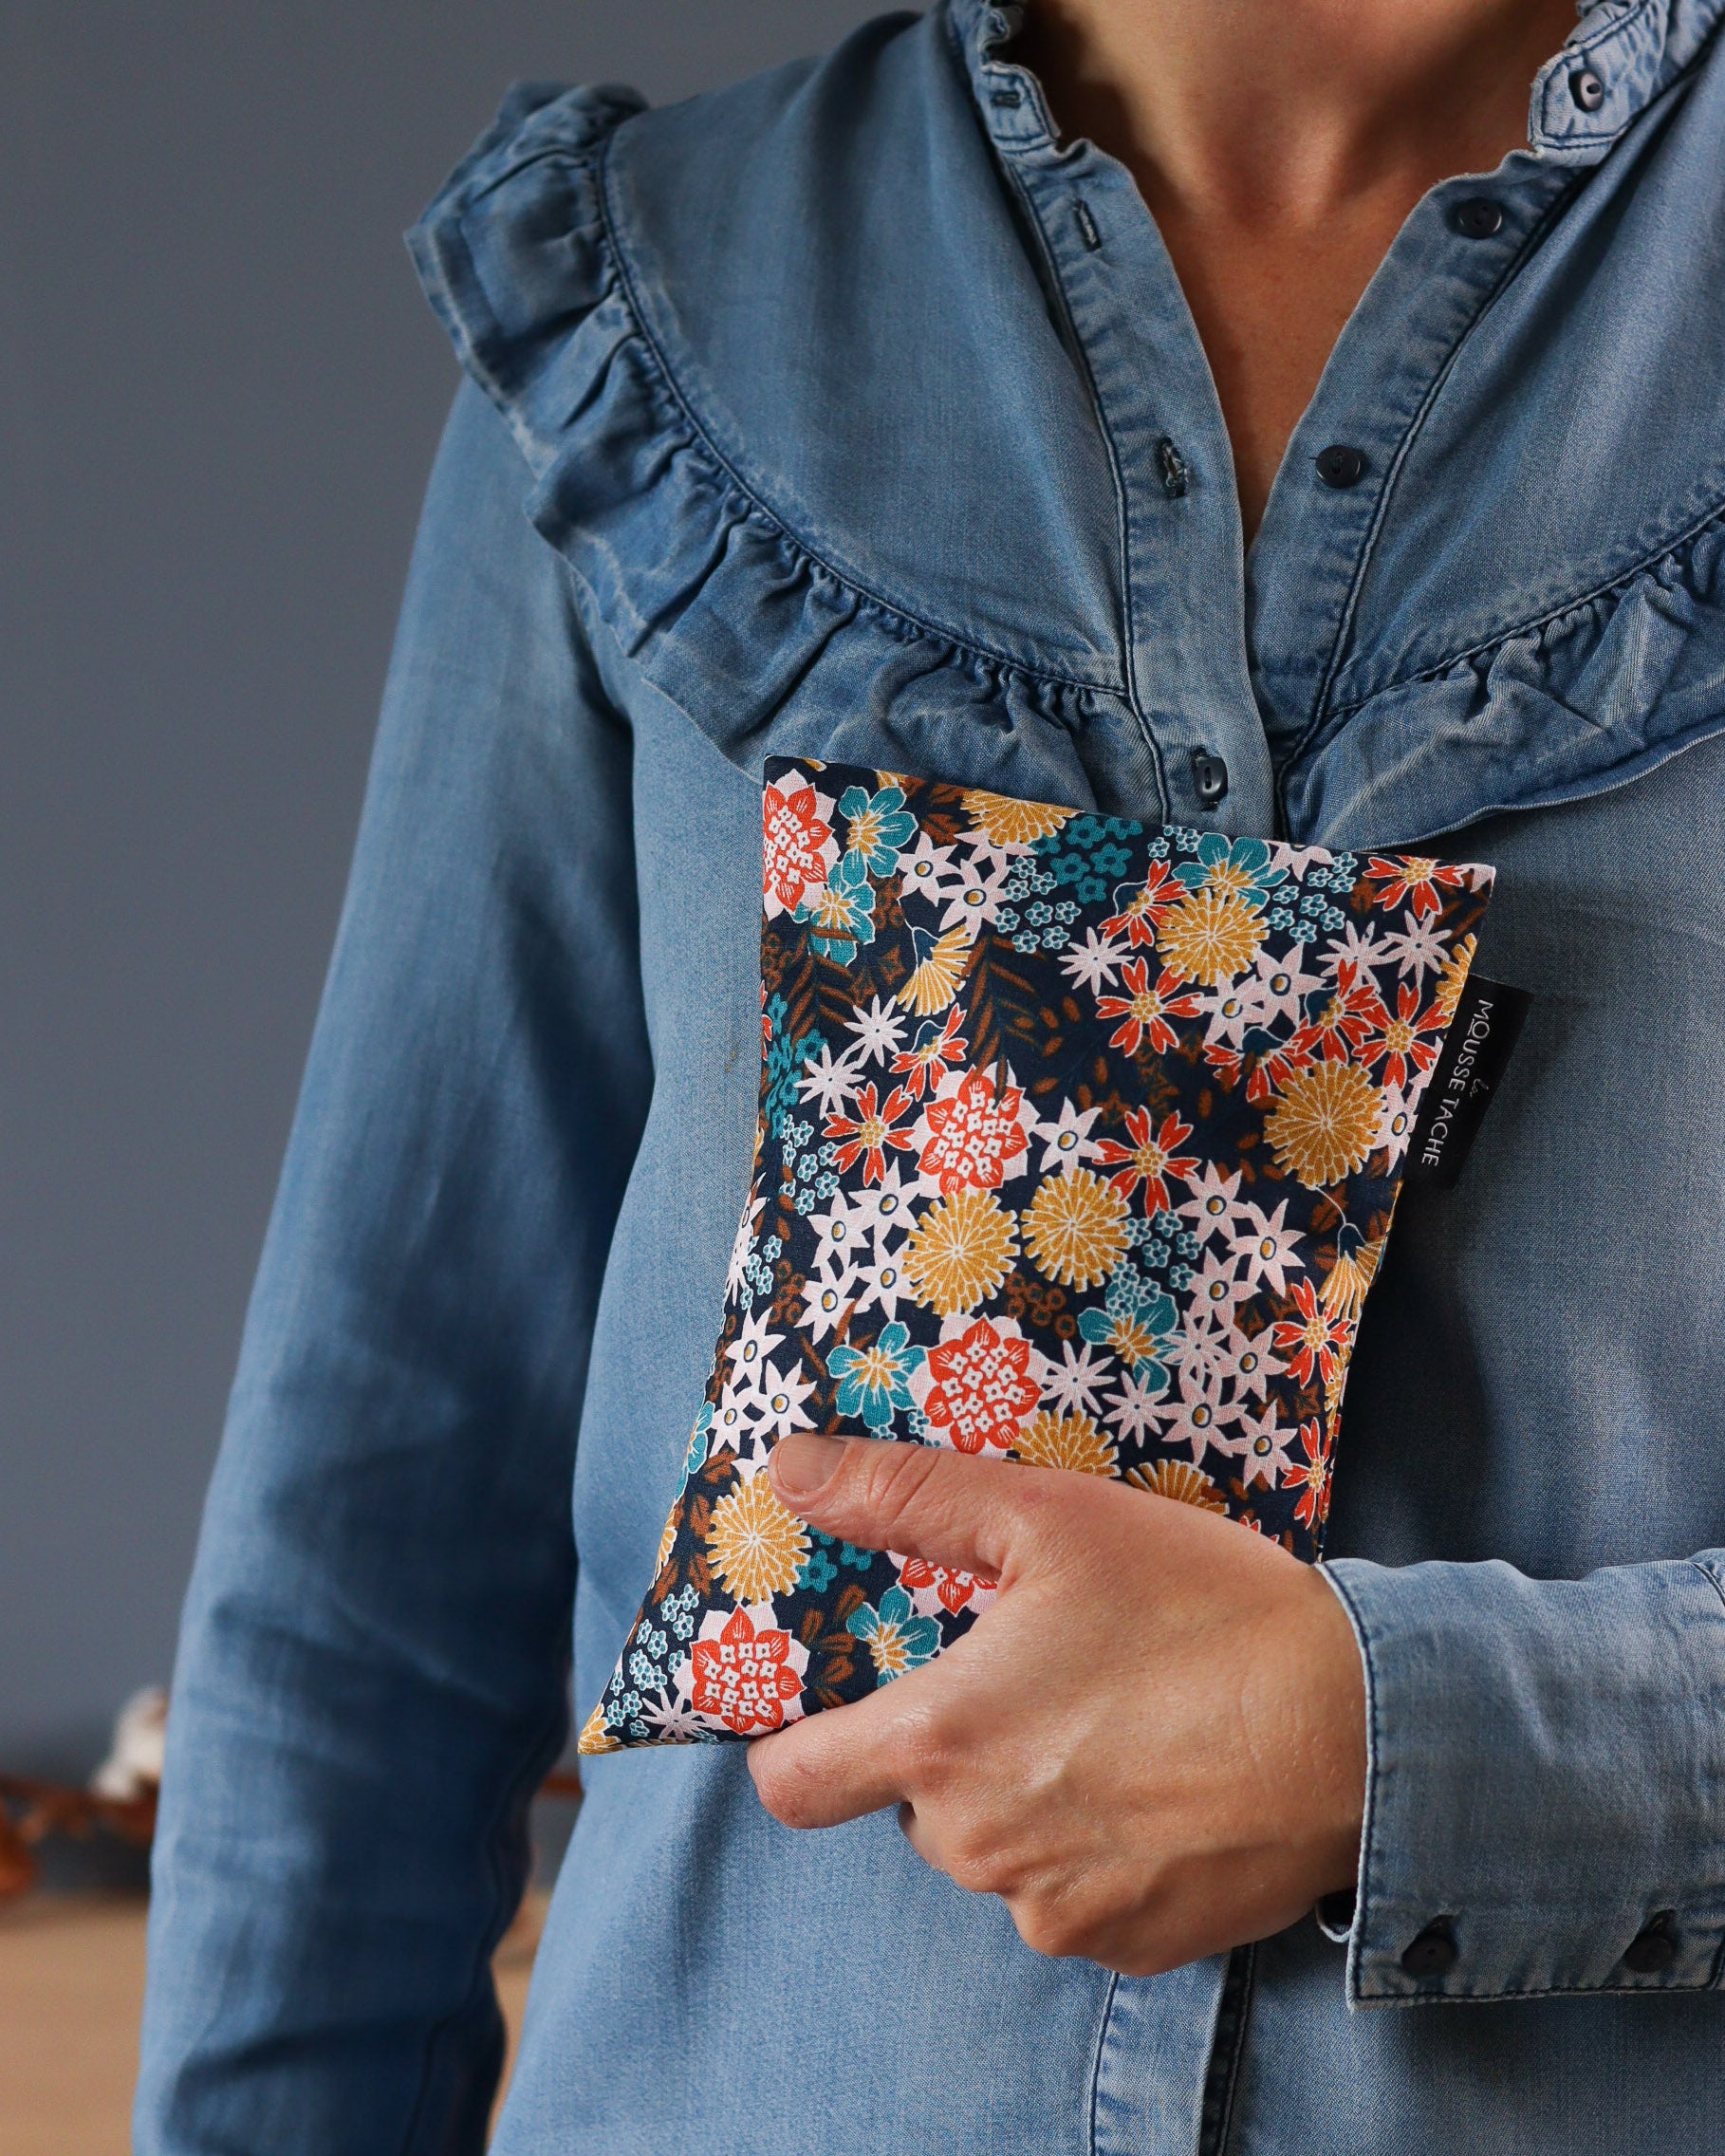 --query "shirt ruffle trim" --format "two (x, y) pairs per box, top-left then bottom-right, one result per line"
(408, 83), (1104, 794)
